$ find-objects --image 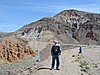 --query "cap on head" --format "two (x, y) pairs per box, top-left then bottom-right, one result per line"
(54, 40), (58, 44)
(54, 40), (60, 46)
